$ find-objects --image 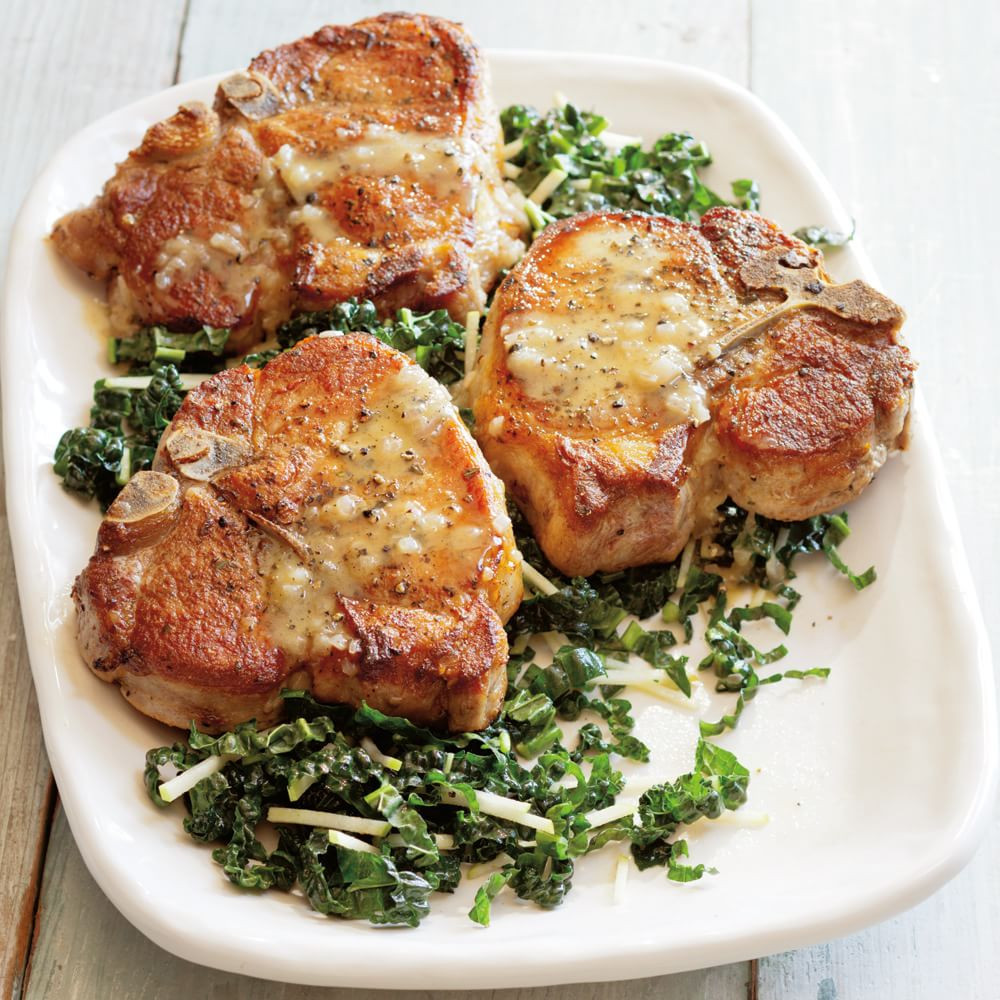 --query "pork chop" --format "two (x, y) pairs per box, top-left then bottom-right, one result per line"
(470, 207), (914, 577)
(74, 335), (523, 733)
(51, 13), (526, 354)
